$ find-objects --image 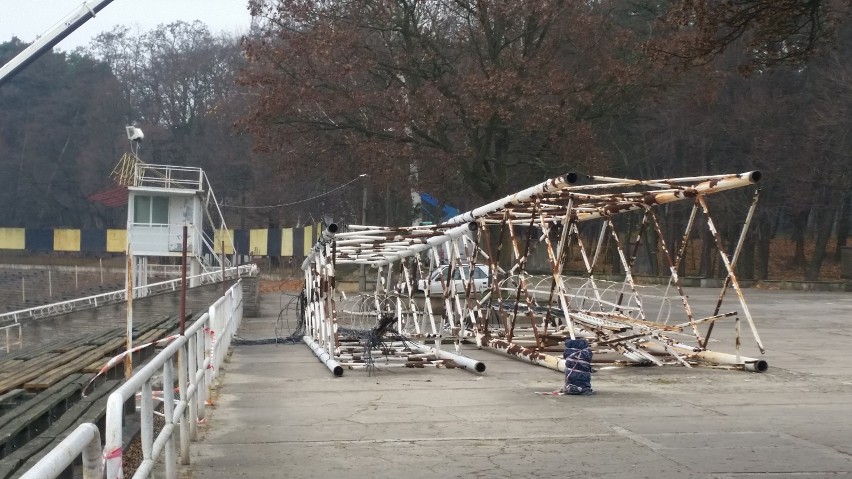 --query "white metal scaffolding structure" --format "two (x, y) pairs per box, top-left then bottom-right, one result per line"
(302, 171), (767, 376)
